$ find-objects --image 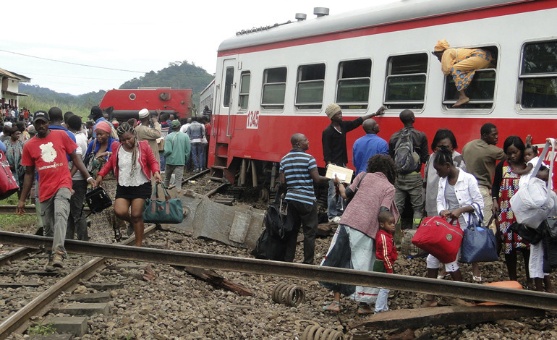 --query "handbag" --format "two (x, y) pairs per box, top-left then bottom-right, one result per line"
(0, 150), (19, 200)
(319, 226), (356, 296)
(412, 216), (463, 263)
(509, 222), (544, 244)
(143, 184), (184, 224)
(345, 173), (366, 206)
(460, 208), (499, 263)
(85, 186), (113, 215)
